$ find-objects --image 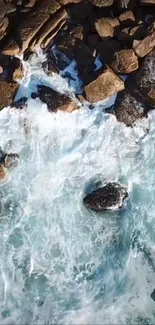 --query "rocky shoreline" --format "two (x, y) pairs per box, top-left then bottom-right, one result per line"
(0, 0), (155, 125)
